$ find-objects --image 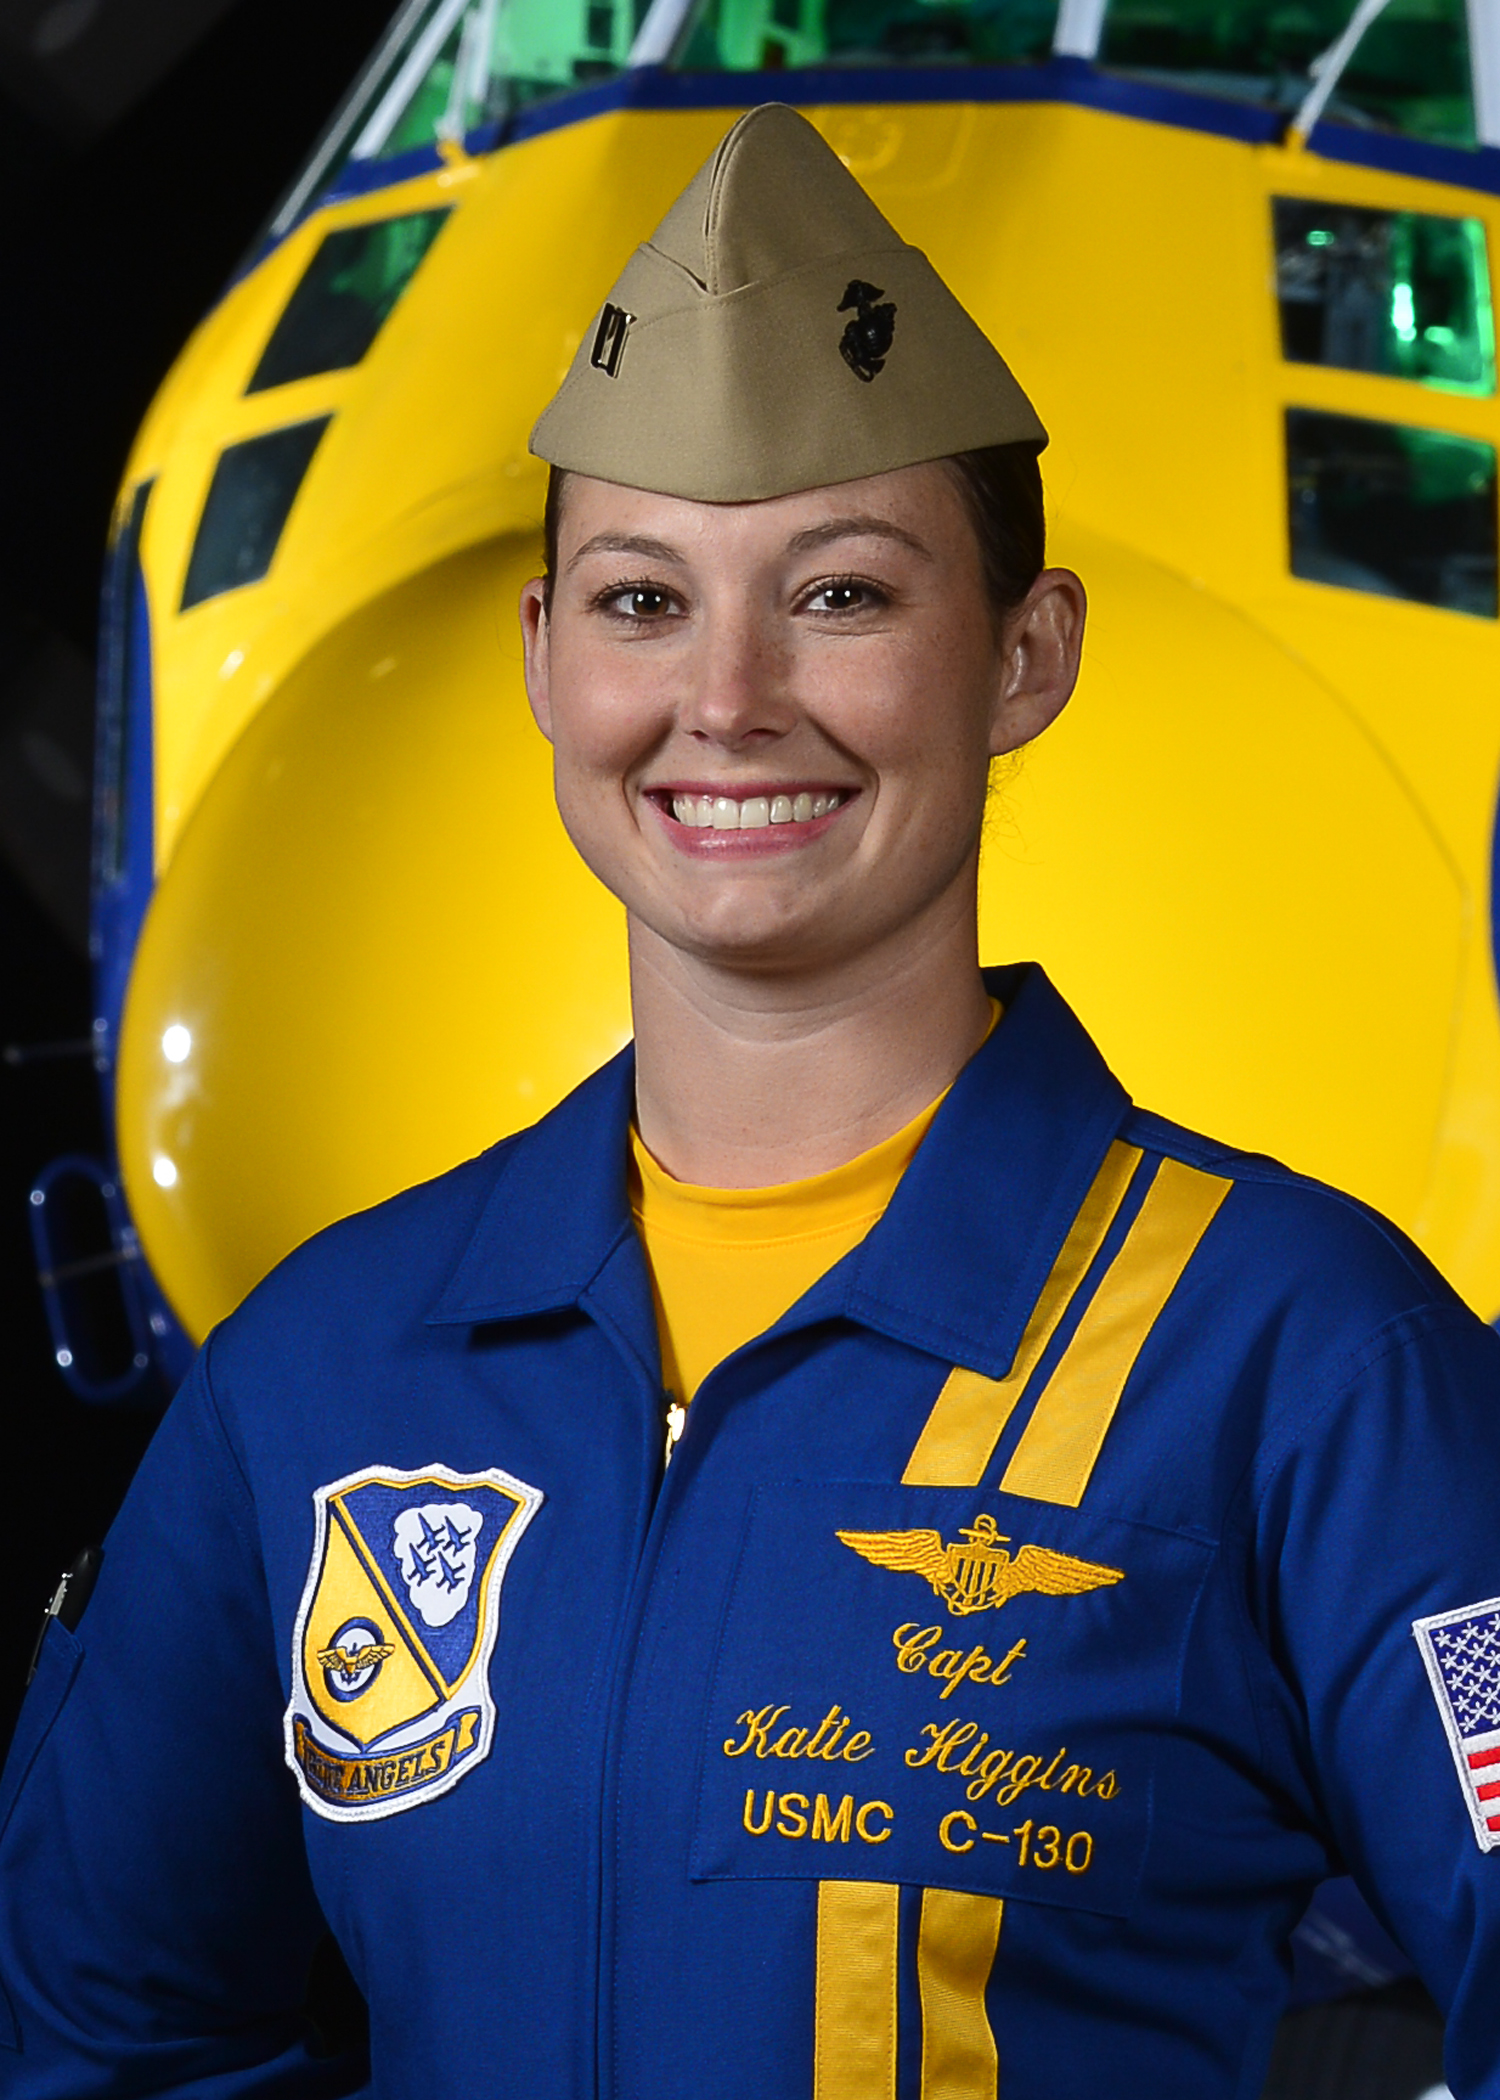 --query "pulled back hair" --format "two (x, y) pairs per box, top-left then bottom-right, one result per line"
(540, 443), (1045, 618)
(942, 443), (1046, 622)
